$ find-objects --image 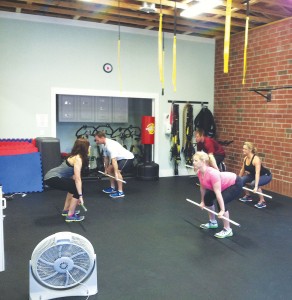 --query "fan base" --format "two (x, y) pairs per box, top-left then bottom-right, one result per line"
(29, 256), (98, 300)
